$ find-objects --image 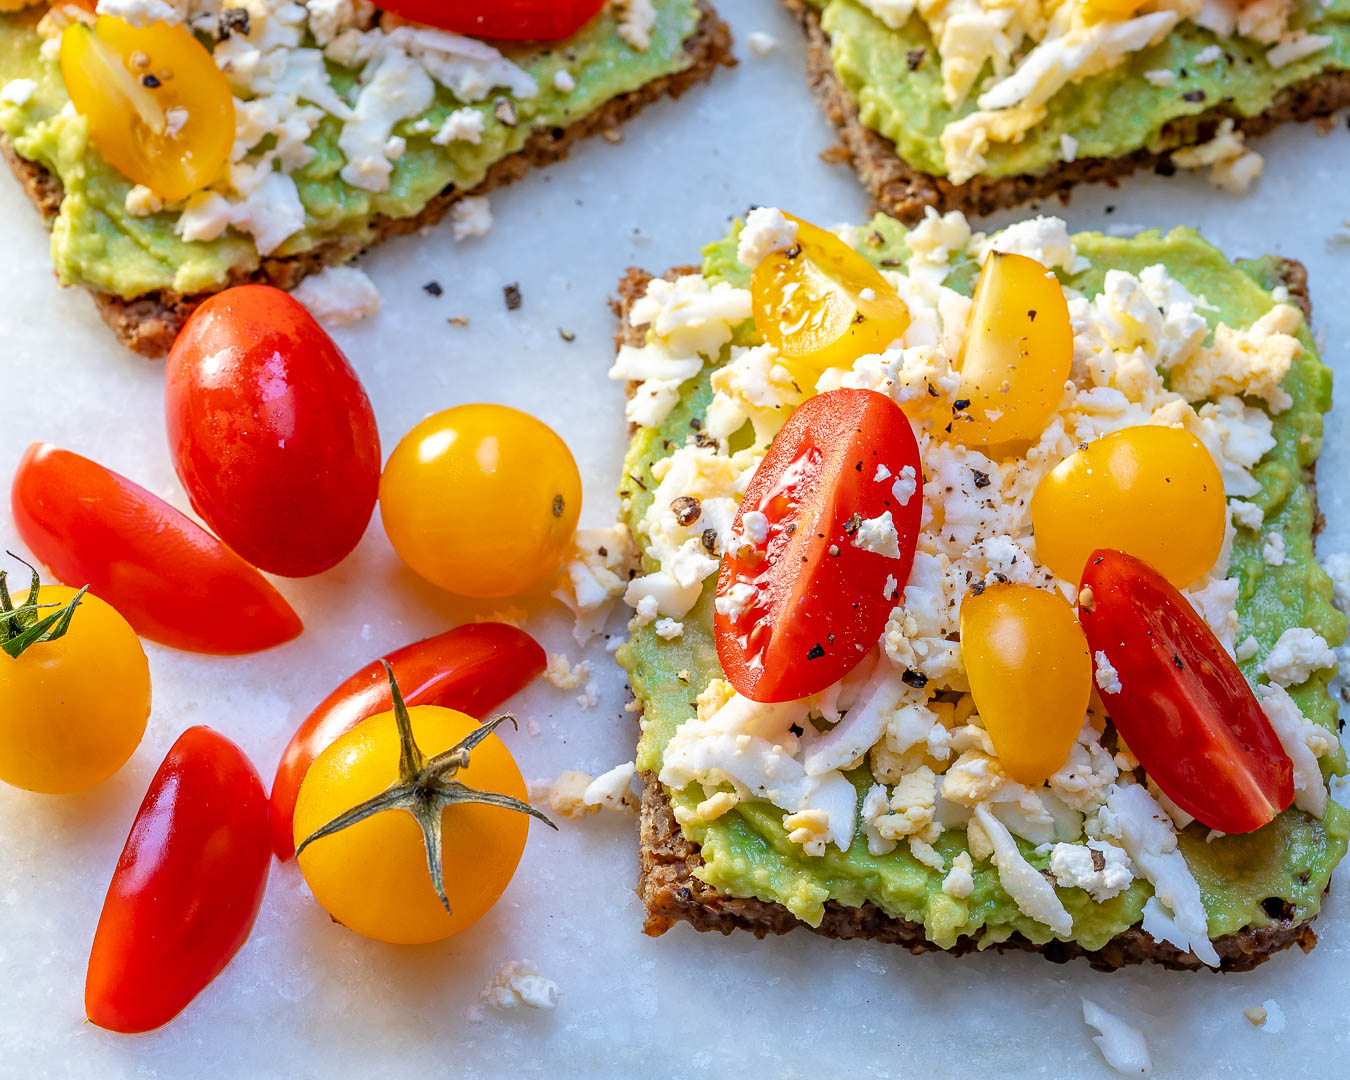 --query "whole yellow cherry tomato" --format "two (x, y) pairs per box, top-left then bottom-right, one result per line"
(953, 250), (1072, 448)
(752, 214), (910, 374)
(960, 583), (1090, 785)
(60, 15), (234, 201)
(0, 580), (150, 794)
(294, 696), (540, 945)
(1031, 425), (1225, 589)
(379, 404), (582, 598)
